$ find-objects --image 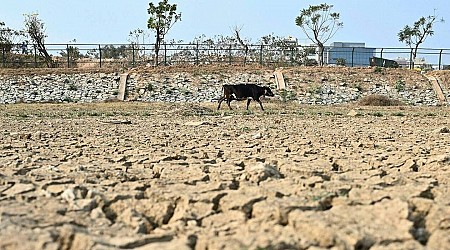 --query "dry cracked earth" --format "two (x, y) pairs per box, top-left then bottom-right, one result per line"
(0, 102), (449, 250)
